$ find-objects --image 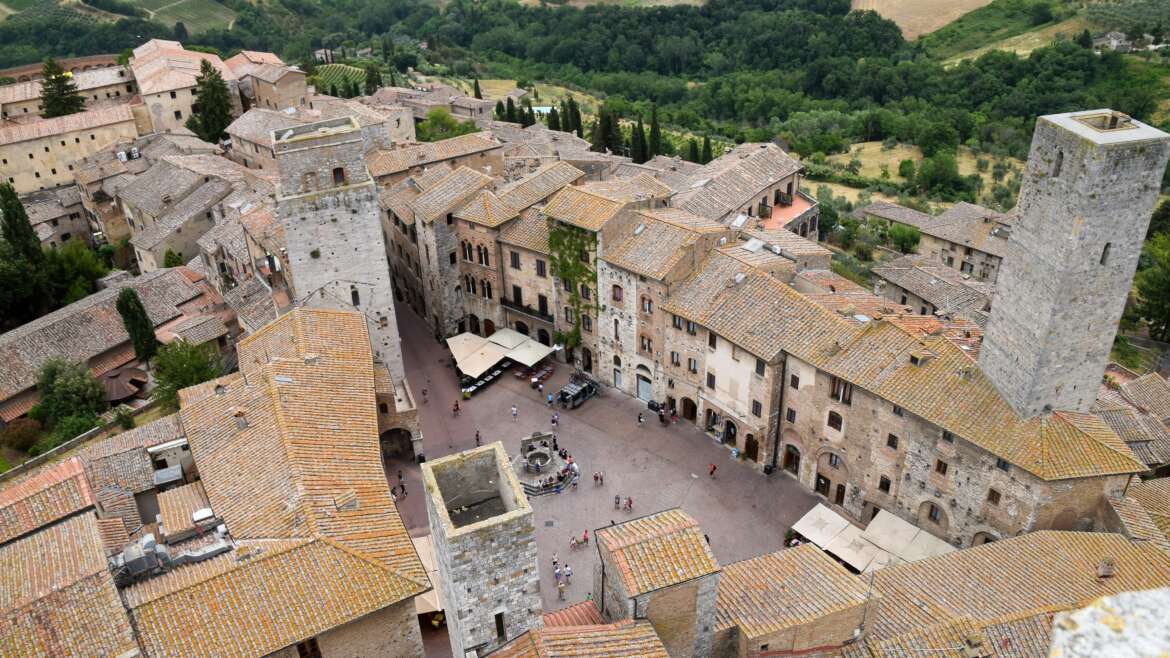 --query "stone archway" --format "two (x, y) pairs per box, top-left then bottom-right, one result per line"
(971, 531), (998, 546)
(581, 348), (593, 373)
(468, 314), (480, 335)
(783, 443), (801, 476)
(681, 398), (697, 421)
(484, 319), (495, 335)
(380, 428), (415, 461)
(515, 321), (529, 336)
(918, 501), (950, 535)
(744, 434), (759, 462)
(723, 419), (737, 445)
(537, 328), (551, 346)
